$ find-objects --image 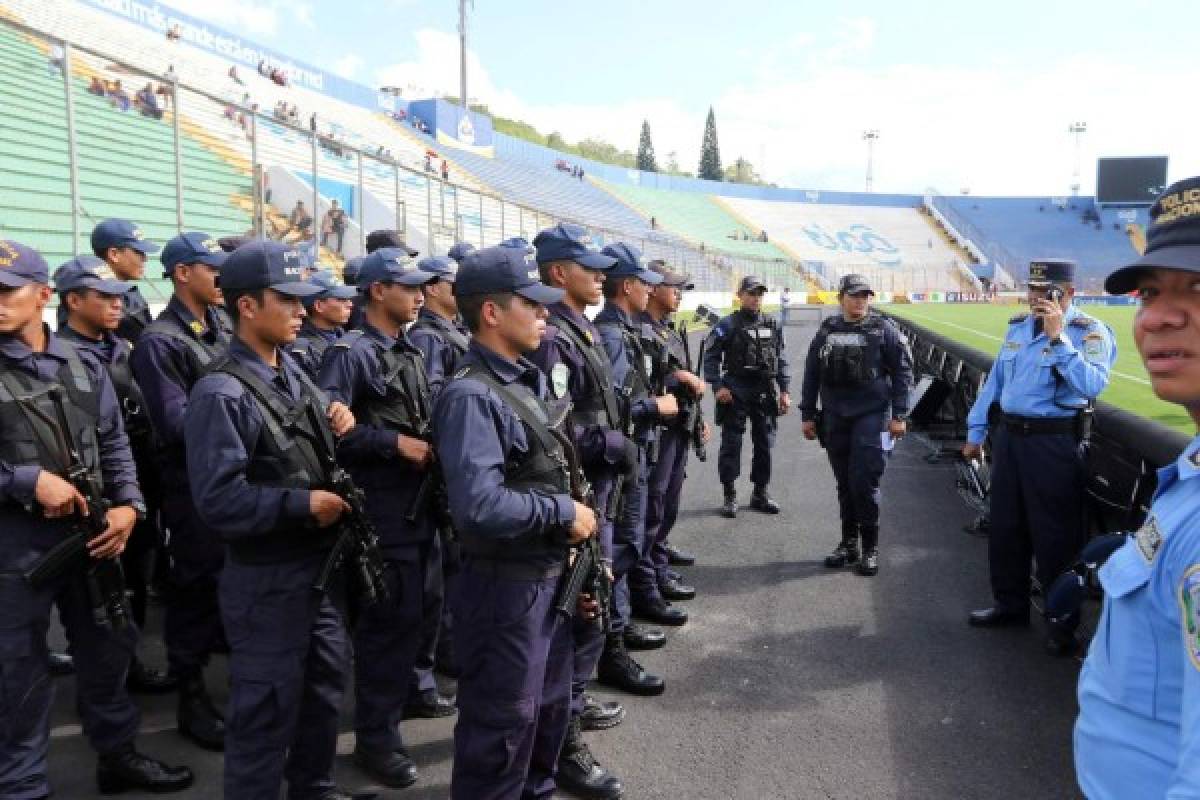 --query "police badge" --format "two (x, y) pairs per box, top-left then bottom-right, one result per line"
(1180, 565), (1200, 670)
(550, 363), (570, 399)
